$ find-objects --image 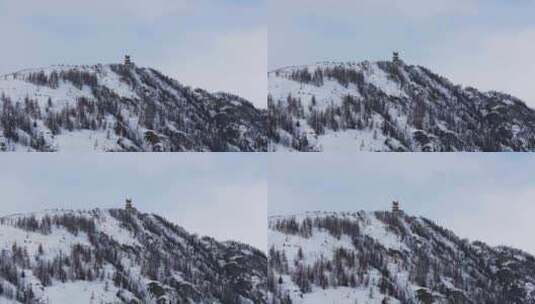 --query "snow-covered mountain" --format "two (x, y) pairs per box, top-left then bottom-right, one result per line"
(0, 208), (267, 303)
(268, 58), (535, 151)
(0, 63), (267, 151)
(268, 210), (535, 304)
